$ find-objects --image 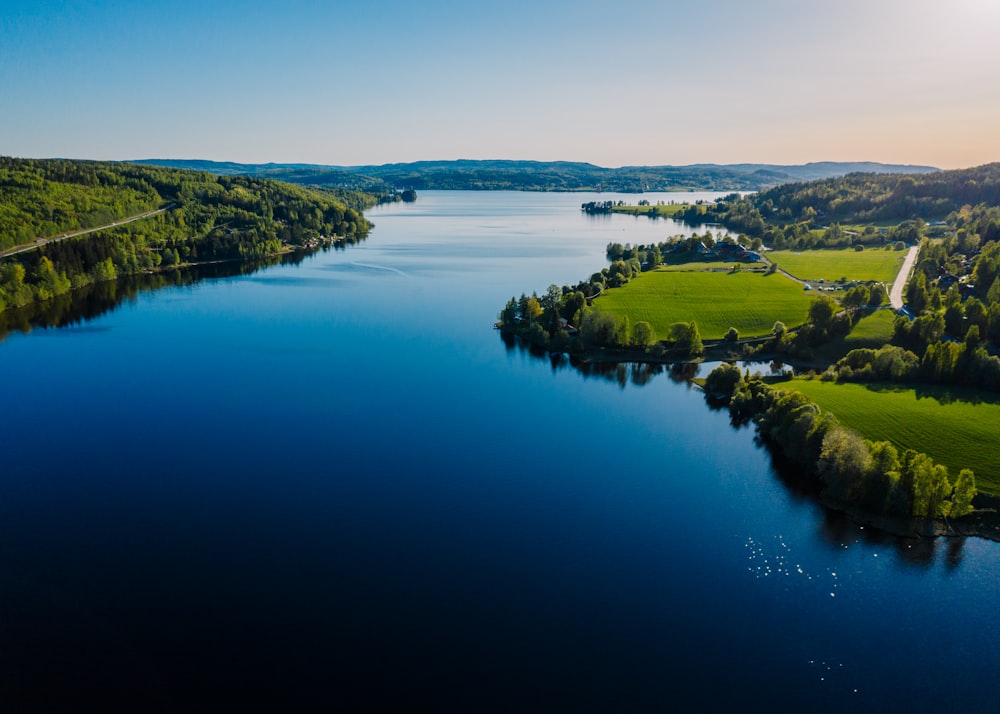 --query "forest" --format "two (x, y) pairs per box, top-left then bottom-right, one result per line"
(683, 162), (1000, 242)
(134, 159), (935, 194)
(0, 158), (373, 313)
